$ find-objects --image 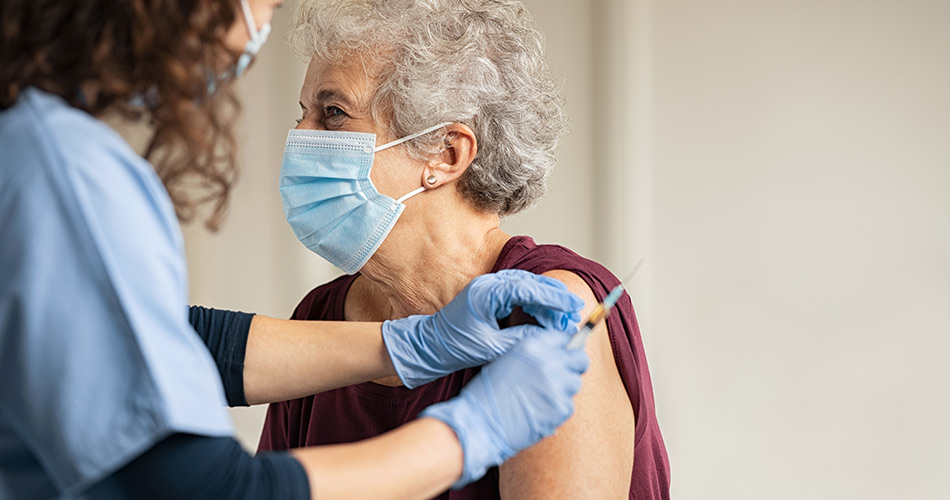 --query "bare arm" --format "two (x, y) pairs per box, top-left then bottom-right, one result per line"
(291, 417), (464, 500)
(243, 316), (397, 405)
(499, 270), (635, 499)
(239, 270), (583, 406)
